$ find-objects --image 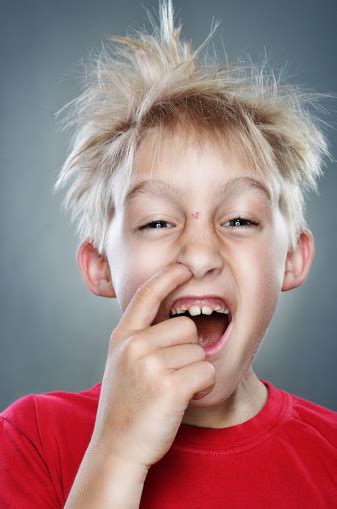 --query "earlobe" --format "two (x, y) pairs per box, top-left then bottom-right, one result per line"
(76, 240), (116, 298)
(282, 228), (315, 292)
